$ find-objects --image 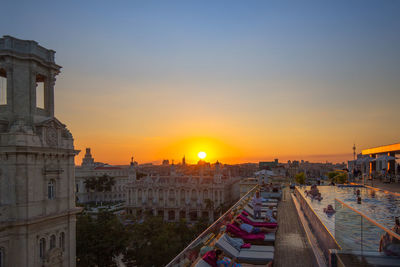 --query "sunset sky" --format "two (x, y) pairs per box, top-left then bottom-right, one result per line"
(2, 1), (400, 165)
